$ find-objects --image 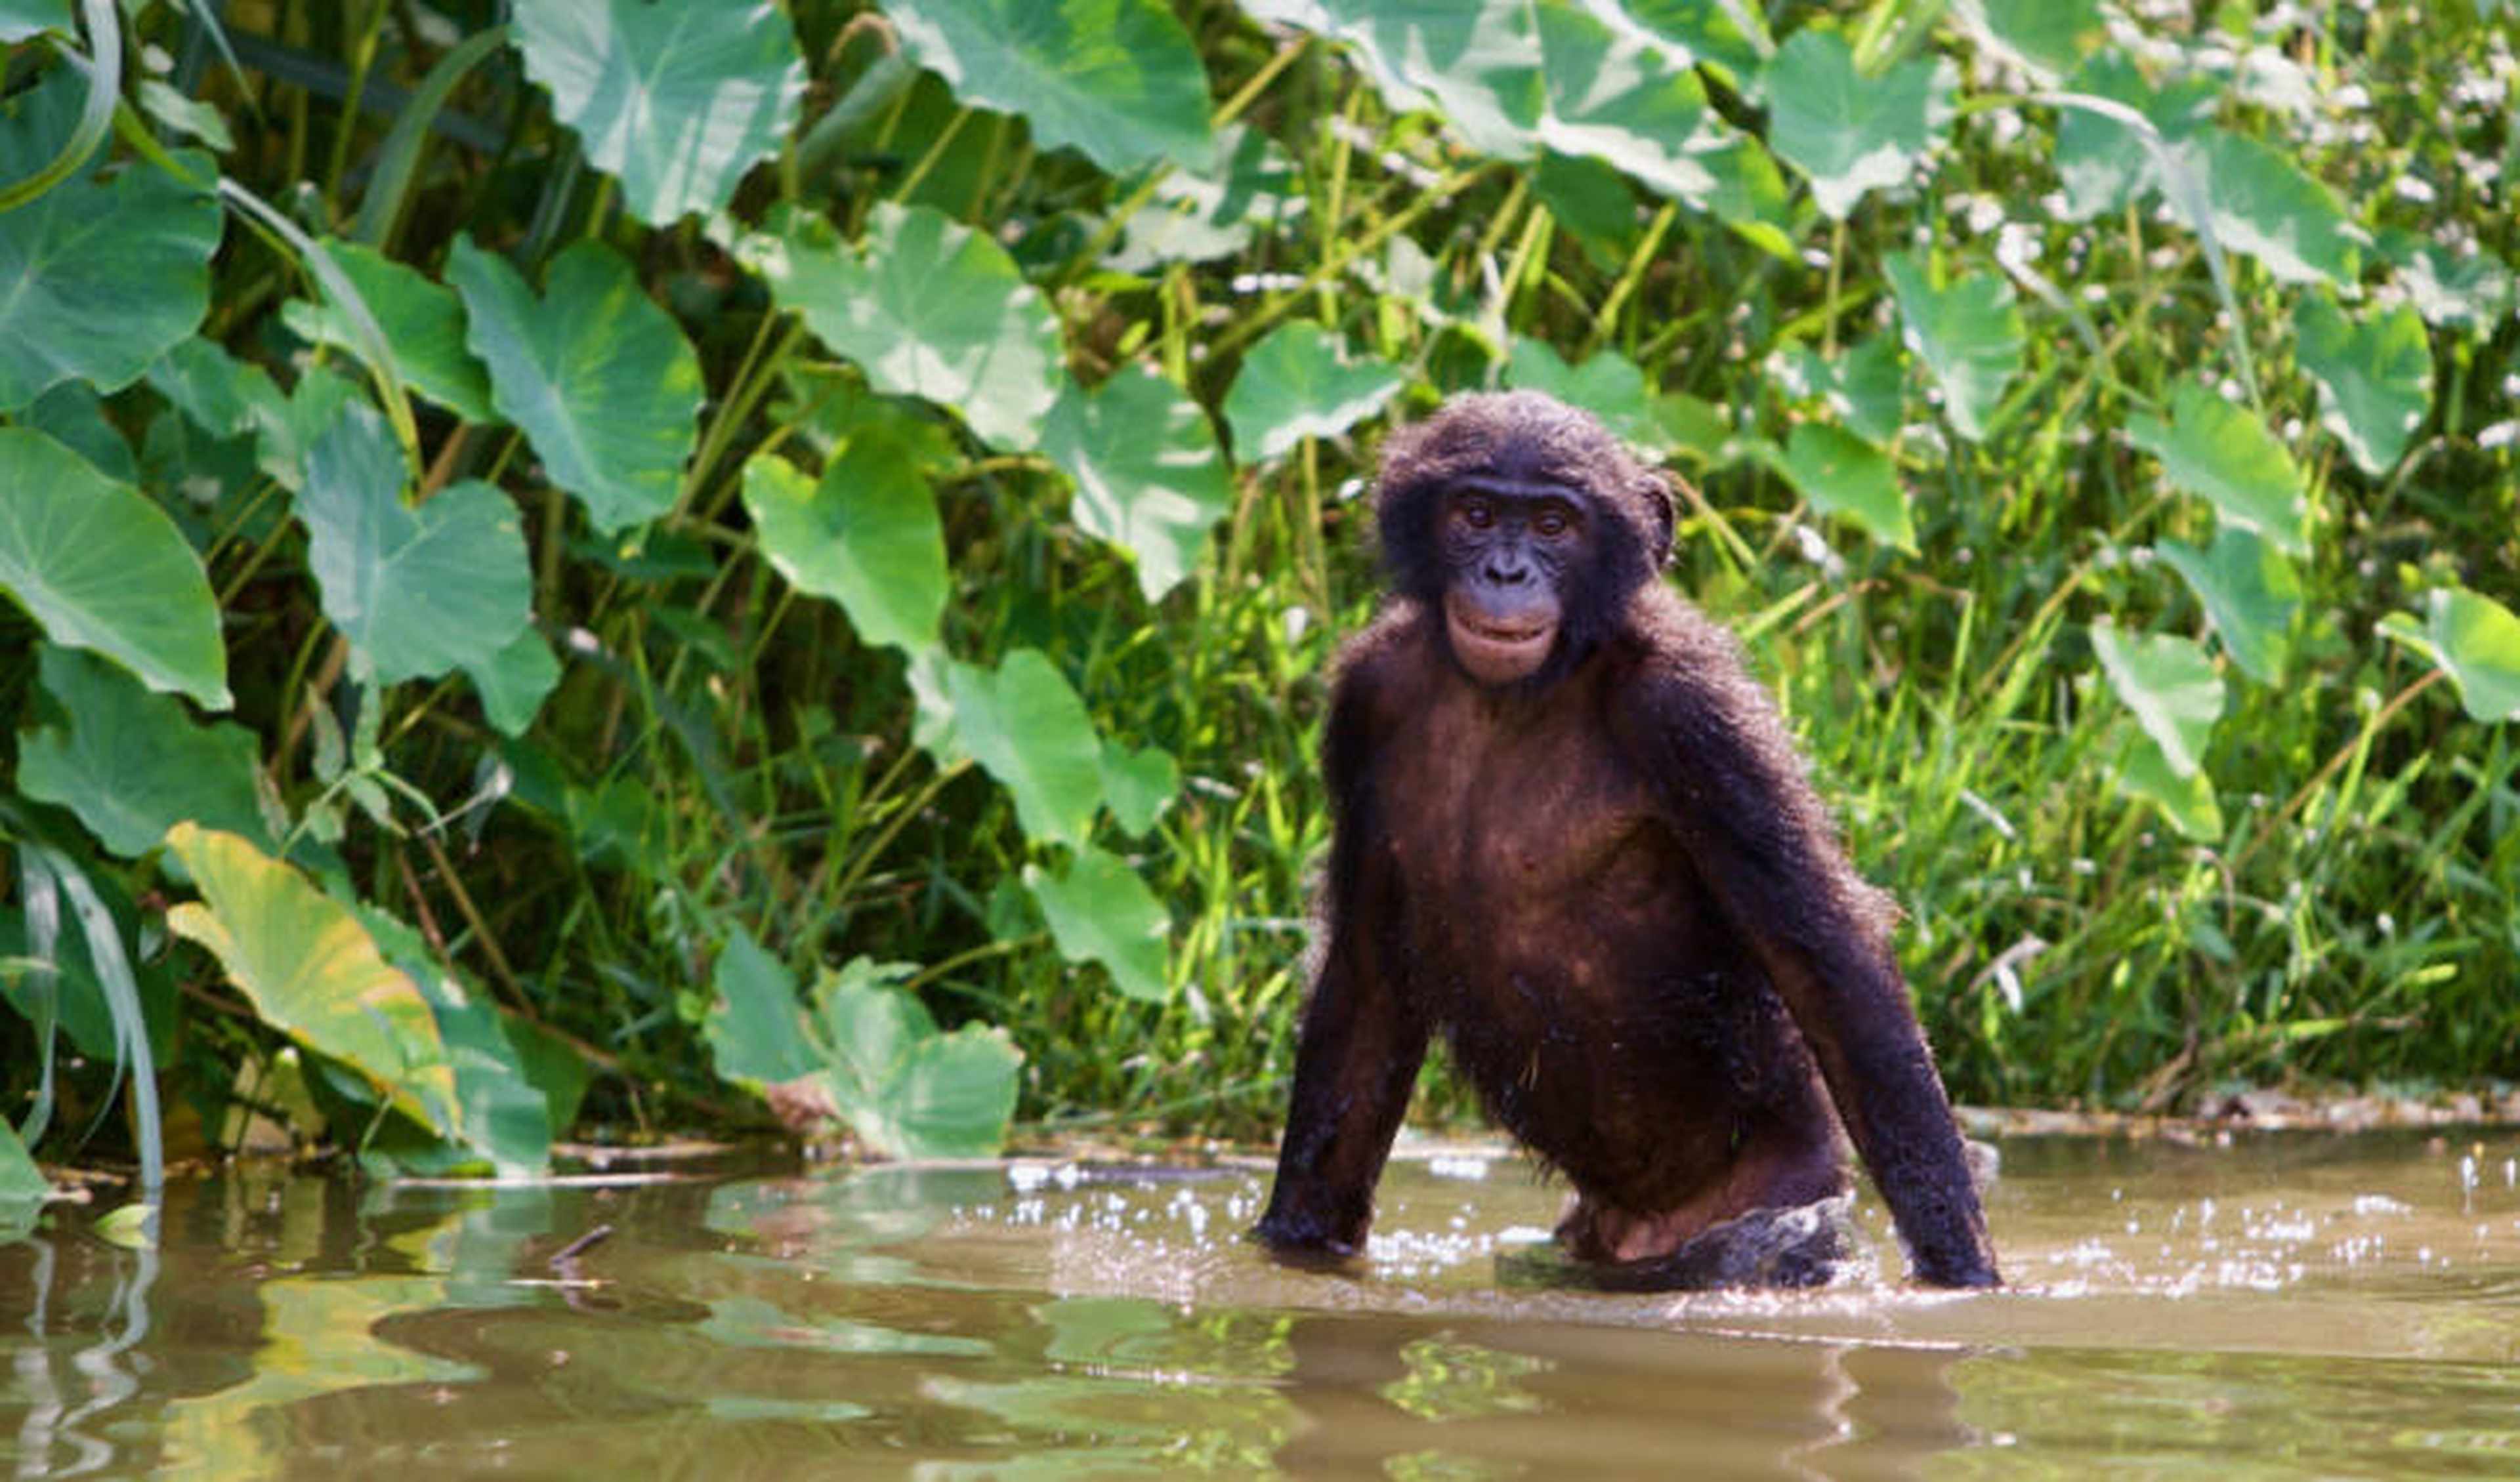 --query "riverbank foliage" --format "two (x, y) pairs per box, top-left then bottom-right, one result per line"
(1, 0), (2515, 1203)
